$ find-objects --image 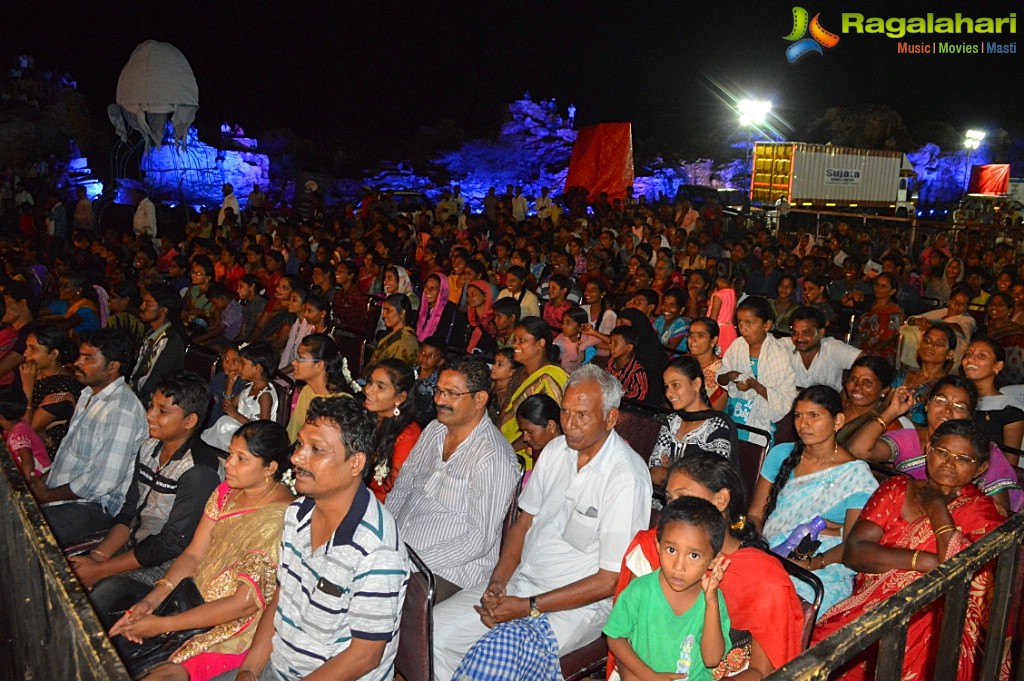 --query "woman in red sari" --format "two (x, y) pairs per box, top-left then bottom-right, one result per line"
(610, 452), (805, 679)
(812, 418), (1006, 681)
